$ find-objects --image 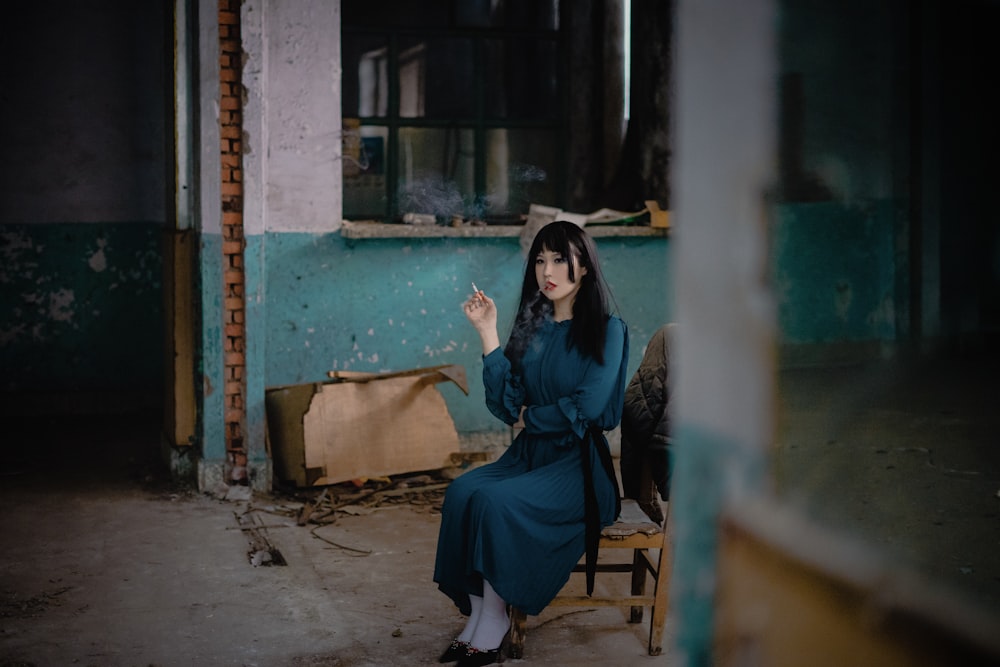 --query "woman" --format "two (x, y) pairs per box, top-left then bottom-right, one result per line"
(433, 221), (629, 666)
